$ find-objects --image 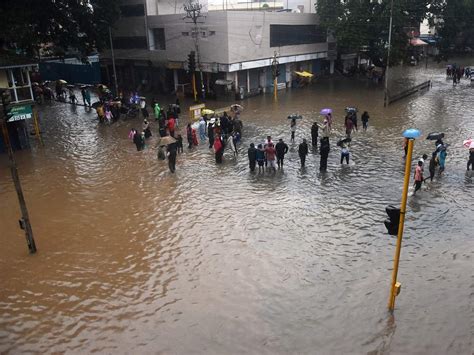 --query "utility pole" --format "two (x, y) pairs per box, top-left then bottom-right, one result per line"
(184, 1), (206, 100)
(1, 91), (37, 254)
(272, 51), (279, 101)
(384, 0), (394, 107)
(108, 26), (119, 97)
